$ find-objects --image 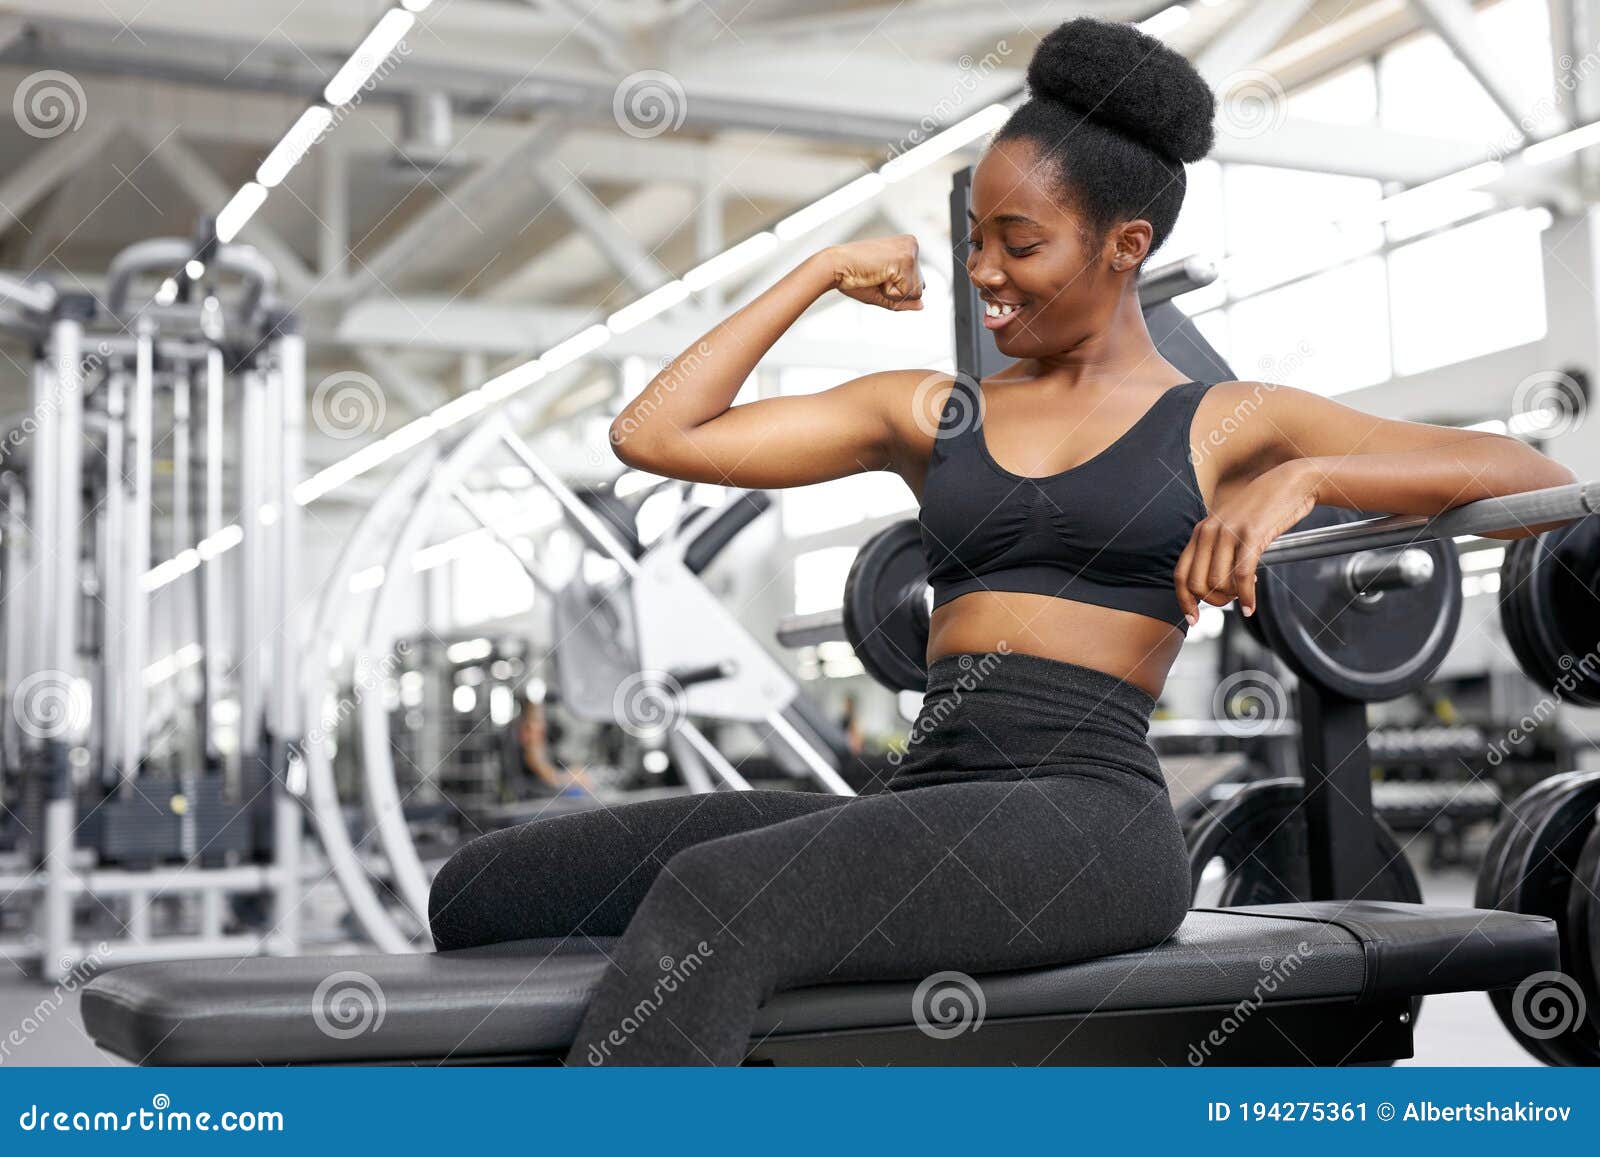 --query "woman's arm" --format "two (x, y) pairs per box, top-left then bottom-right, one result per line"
(609, 236), (928, 488)
(1240, 383), (1577, 520)
(1176, 382), (1578, 621)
